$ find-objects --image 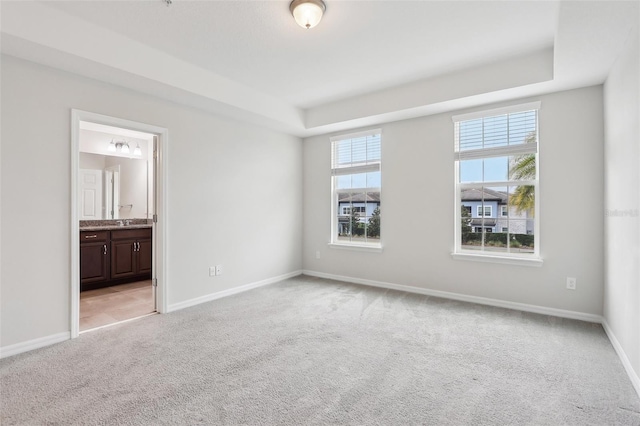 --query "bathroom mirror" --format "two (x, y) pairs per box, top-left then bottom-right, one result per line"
(78, 126), (153, 221)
